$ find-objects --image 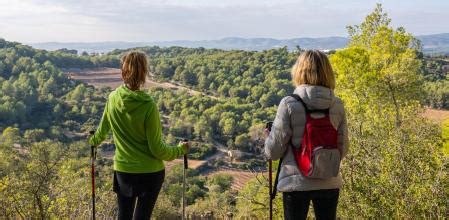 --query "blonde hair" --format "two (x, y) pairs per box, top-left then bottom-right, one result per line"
(121, 51), (148, 90)
(291, 50), (335, 90)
